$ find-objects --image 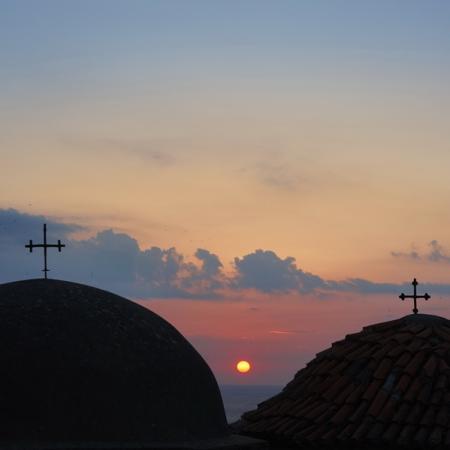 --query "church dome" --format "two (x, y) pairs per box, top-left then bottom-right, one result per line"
(239, 314), (450, 448)
(0, 279), (228, 447)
